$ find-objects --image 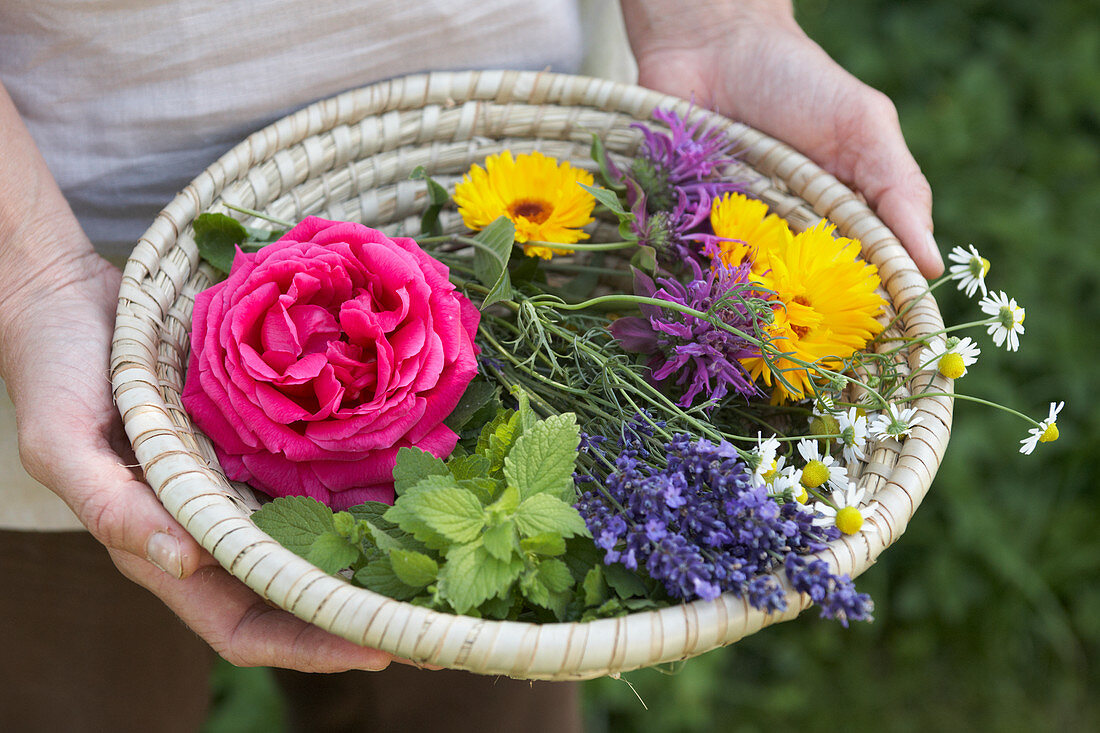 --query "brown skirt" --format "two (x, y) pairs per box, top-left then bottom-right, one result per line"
(0, 529), (581, 732)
